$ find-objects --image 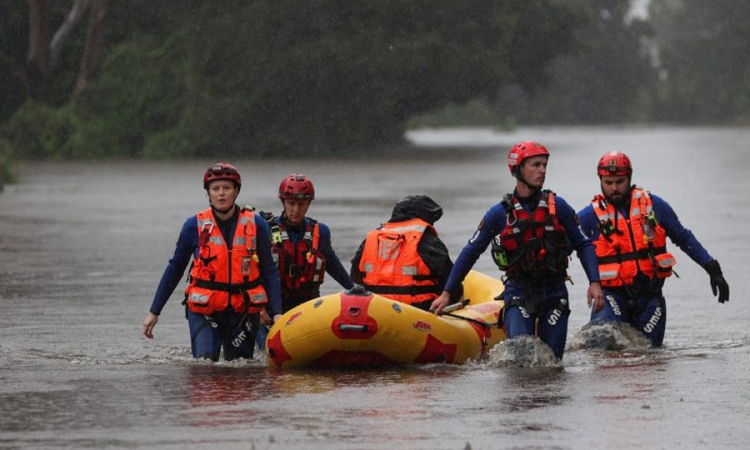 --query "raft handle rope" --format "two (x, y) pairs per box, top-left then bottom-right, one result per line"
(440, 312), (496, 330)
(440, 297), (497, 329)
